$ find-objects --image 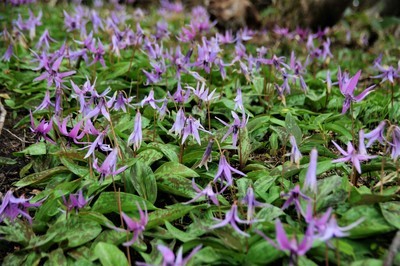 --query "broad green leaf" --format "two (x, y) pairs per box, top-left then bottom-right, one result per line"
(136, 149), (163, 166)
(47, 248), (67, 266)
(94, 242), (129, 266)
(2, 253), (28, 266)
(0, 156), (17, 165)
(129, 160), (157, 204)
(0, 219), (34, 246)
(156, 174), (197, 198)
(60, 157), (89, 178)
(325, 123), (352, 140)
(155, 162), (199, 178)
(14, 166), (68, 187)
(164, 221), (198, 242)
(147, 143), (179, 162)
(14, 142), (46, 156)
(48, 216), (102, 248)
(92, 192), (157, 214)
(238, 127), (251, 168)
(340, 205), (395, 238)
(246, 239), (284, 264)
(350, 259), (384, 266)
(147, 204), (199, 229)
(379, 202), (400, 229)
(285, 112), (302, 144)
